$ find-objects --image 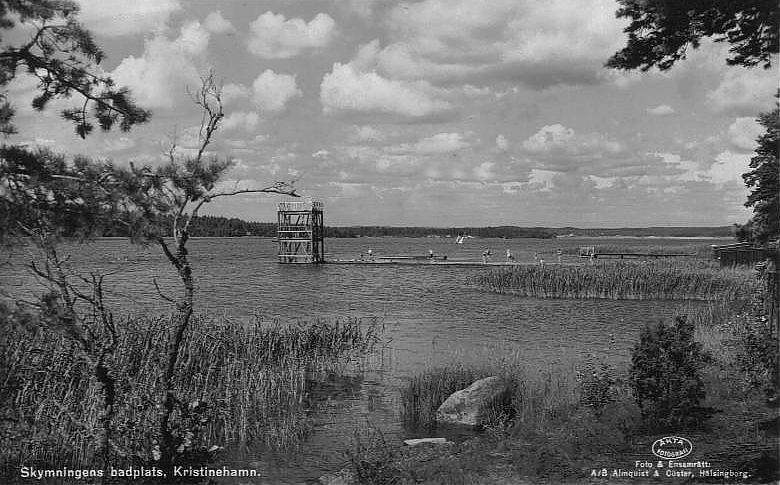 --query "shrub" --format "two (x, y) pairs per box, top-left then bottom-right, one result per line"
(630, 316), (715, 431)
(578, 357), (618, 416)
(734, 312), (779, 395)
(346, 425), (409, 485)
